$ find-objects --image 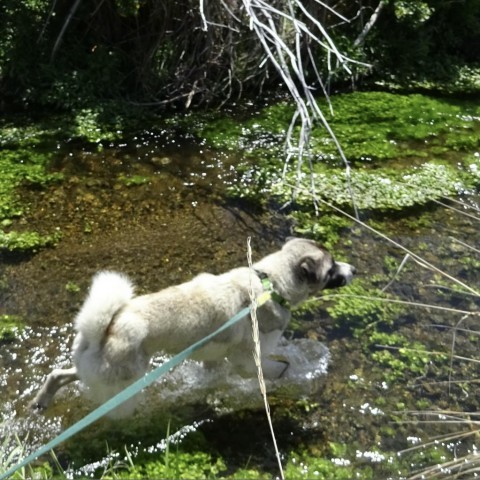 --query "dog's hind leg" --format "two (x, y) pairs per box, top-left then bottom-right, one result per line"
(30, 367), (78, 410)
